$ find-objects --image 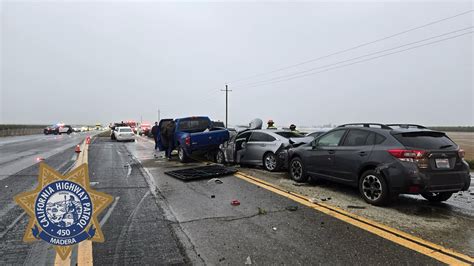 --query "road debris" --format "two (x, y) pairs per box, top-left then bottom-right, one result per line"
(321, 197), (331, 201)
(231, 200), (240, 206)
(257, 207), (267, 215)
(309, 198), (318, 204)
(208, 178), (223, 184)
(285, 206), (298, 212)
(347, 205), (366, 209)
(211, 195), (215, 199)
(245, 256), (252, 265)
(272, 227), (277, 231)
